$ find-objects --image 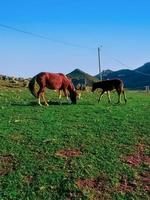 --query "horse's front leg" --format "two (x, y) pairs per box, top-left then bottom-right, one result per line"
(58, 90), (62, 105)
(107, 91), (111, 103)
(58, 90), (62, 100)
(63, 89), (69, 101)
